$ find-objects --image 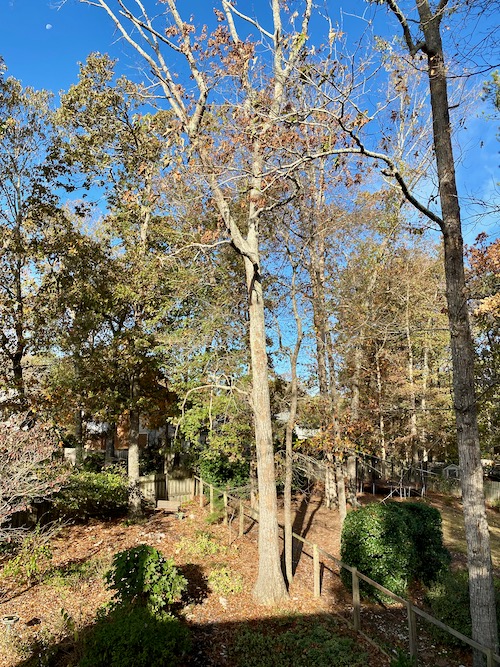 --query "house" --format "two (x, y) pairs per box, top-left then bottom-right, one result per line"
(443, 463), (460, 479)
